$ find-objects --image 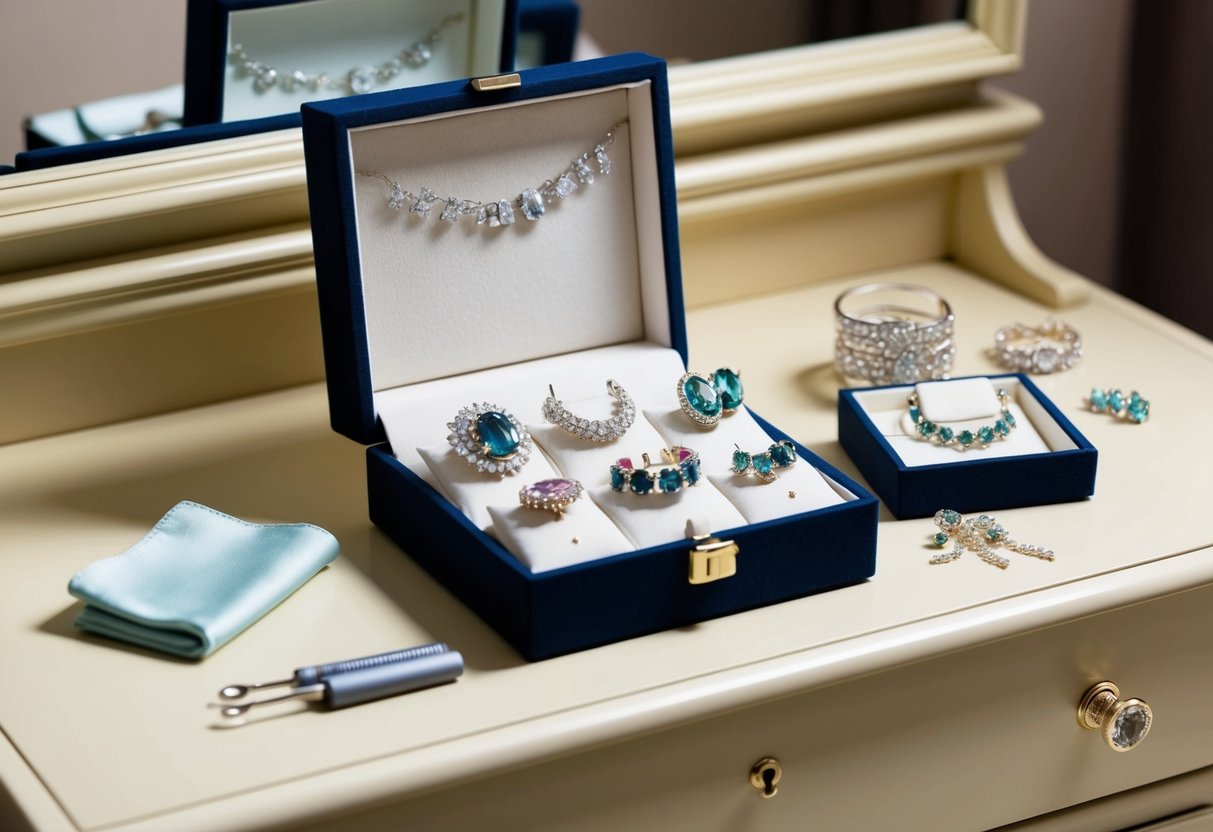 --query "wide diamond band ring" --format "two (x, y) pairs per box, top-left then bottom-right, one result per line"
(992, 320), (1082, 373)
(834, 283), (955, 385)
